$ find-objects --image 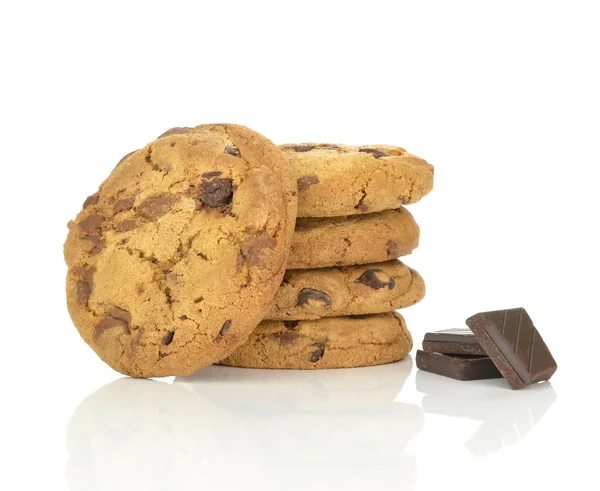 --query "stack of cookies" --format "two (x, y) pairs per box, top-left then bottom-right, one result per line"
(221, 143), (433, 369)
(64, 125), (433, 378)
